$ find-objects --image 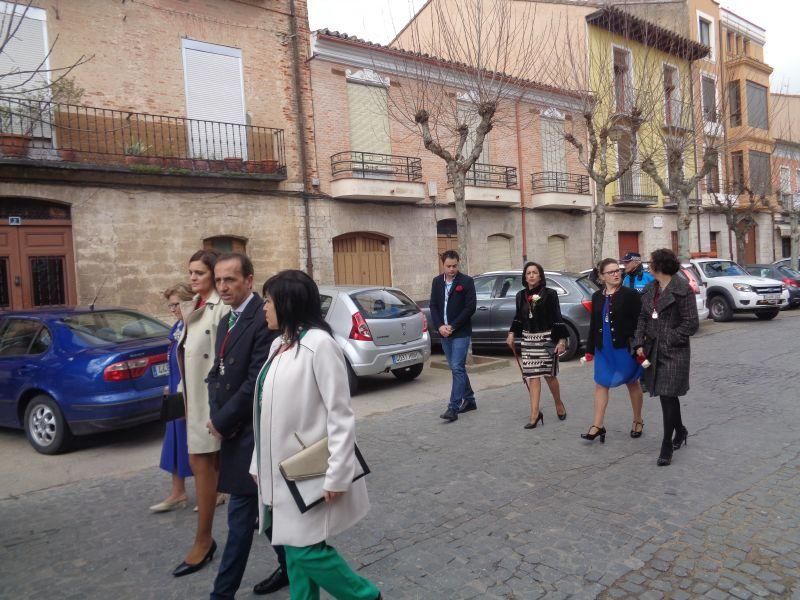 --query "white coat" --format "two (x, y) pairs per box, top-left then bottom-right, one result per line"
(178, 291), (229, 454)
(250, 328), (370, 547)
